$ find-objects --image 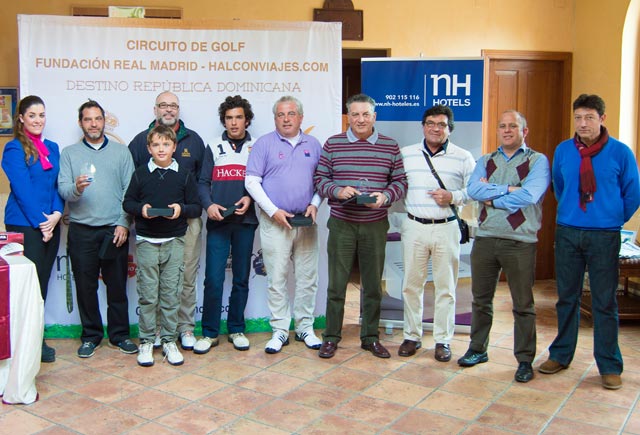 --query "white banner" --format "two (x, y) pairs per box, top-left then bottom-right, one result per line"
(18, 15), (342, 335)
